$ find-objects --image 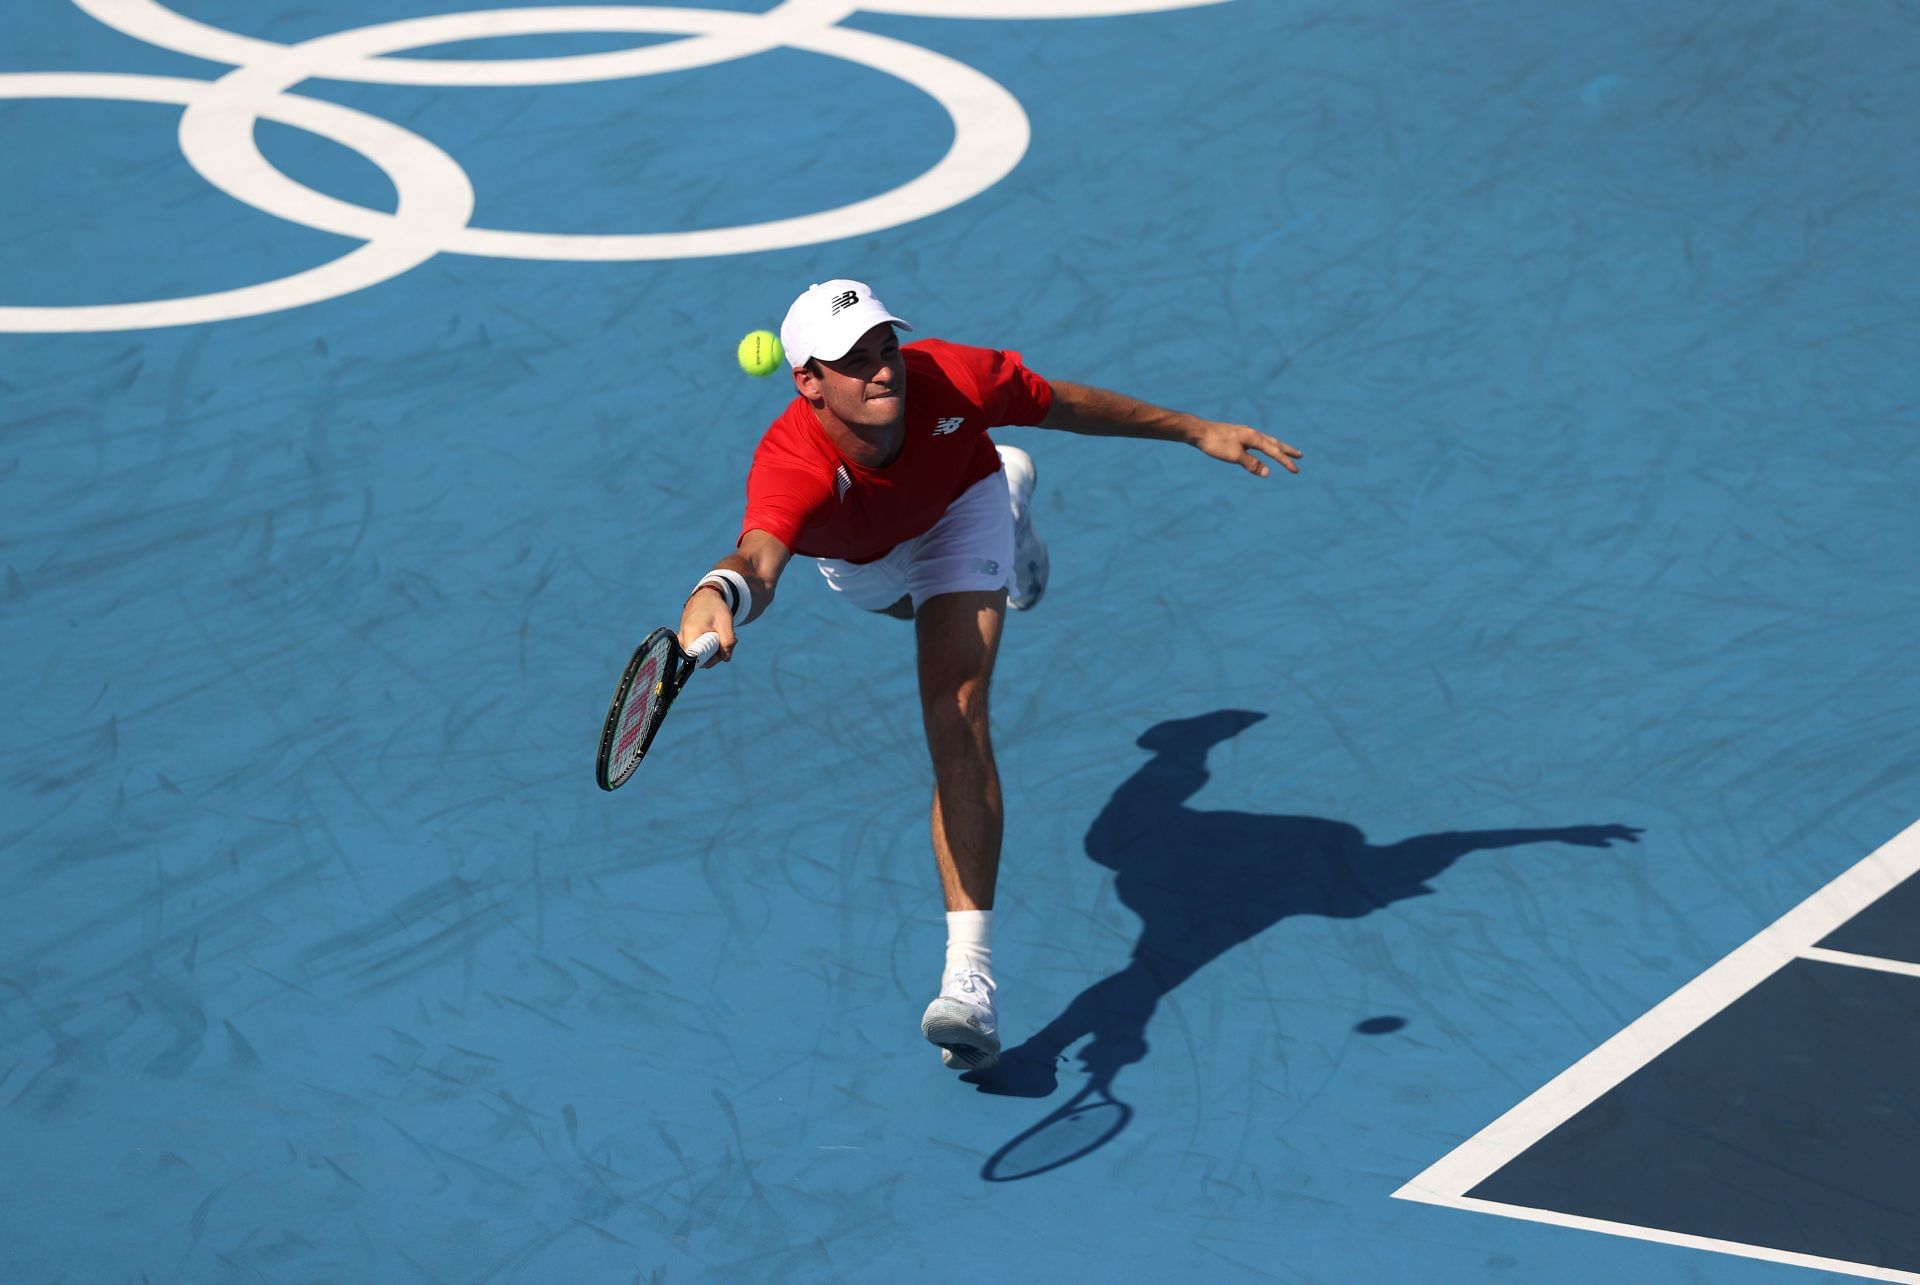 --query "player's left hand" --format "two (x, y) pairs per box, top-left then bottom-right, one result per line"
(1190, 420), (1302, 477)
